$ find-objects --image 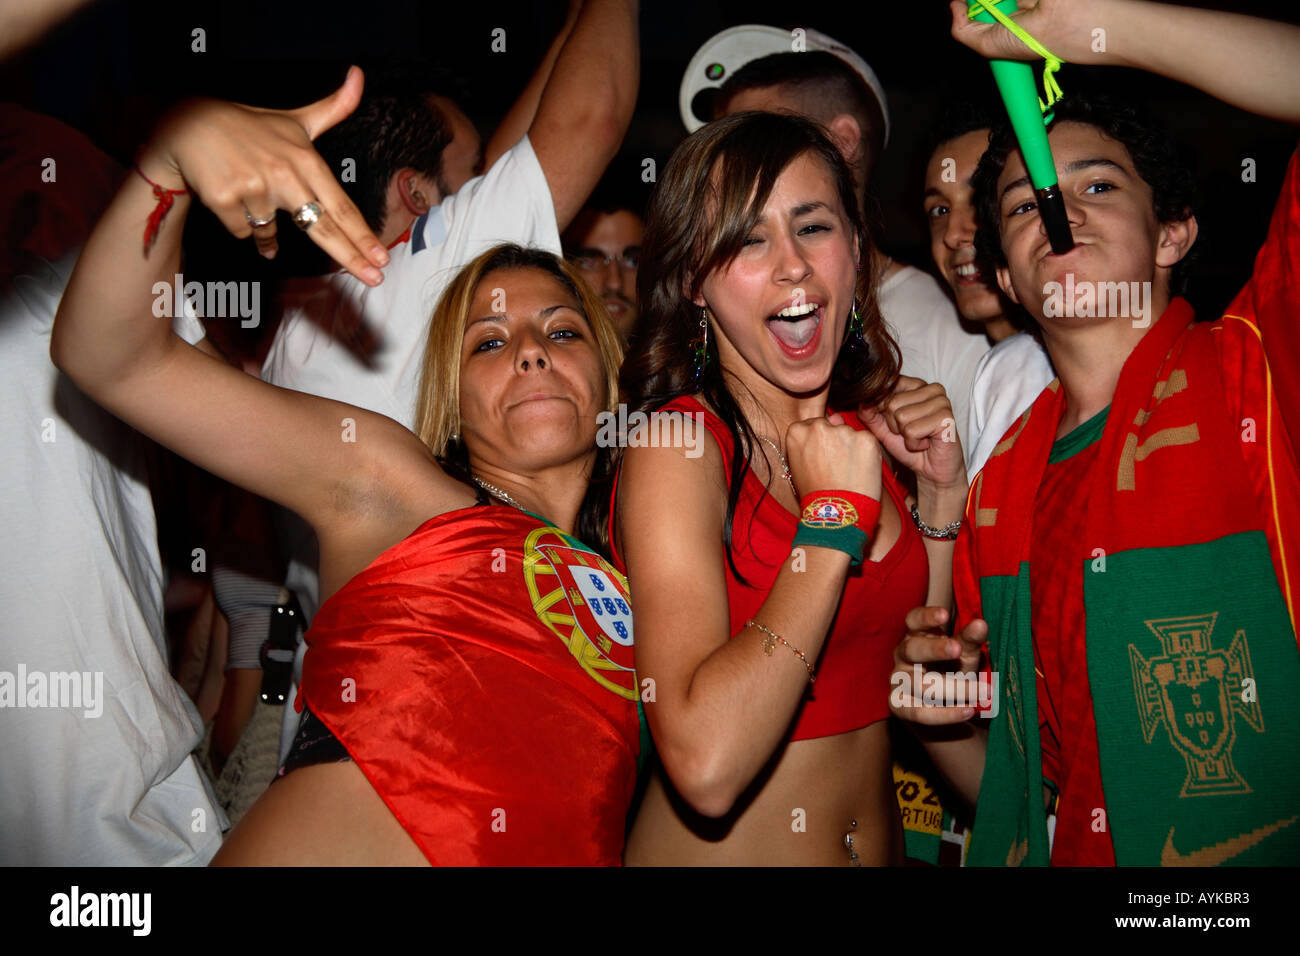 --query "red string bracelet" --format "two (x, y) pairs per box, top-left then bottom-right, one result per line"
(134, 164), (188, 254)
